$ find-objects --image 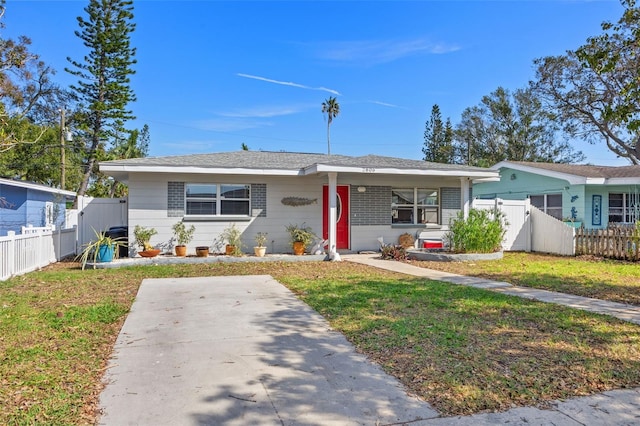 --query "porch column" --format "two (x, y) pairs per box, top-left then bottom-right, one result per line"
(328, 172), (338, 255)
(460, 177), (470, 219)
